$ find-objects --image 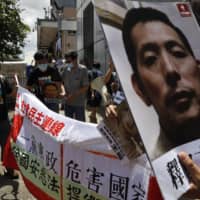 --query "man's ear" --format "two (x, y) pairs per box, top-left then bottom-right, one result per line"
(131, 74), (151, 106)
